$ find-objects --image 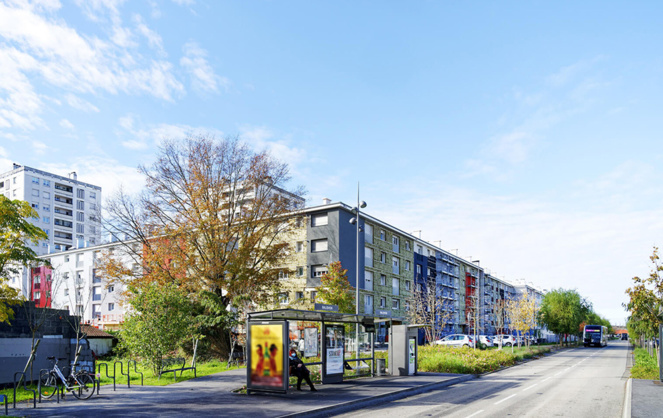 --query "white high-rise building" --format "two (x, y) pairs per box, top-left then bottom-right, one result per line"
(0, 163), (102, 296)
